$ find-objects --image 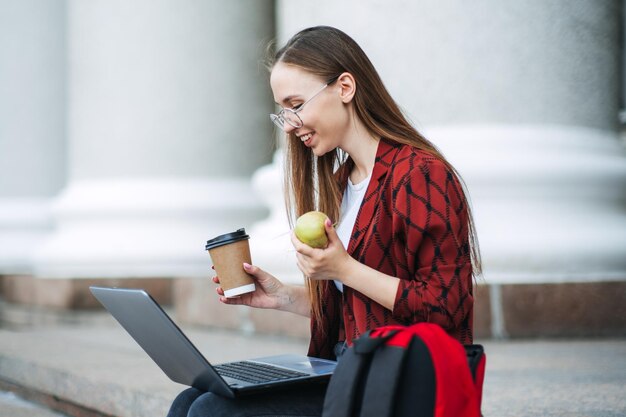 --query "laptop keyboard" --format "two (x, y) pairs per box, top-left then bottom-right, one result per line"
(214, 361), (309, 384)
